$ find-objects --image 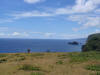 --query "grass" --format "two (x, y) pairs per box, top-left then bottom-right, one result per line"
(19, 64), (40, 71)
(69, 52), (100, 63)
(96, 72), (100, 75)
(31, 72), (45, 75)
(86, 64), (100, 71)
(0, 54), (8, 58)
(0, 52), (99, 75)
(56, 60), (63, 64)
